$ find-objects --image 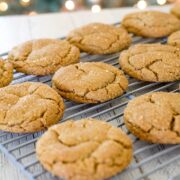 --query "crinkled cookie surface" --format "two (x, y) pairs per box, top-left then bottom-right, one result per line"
(0, 82), (64, 133)
(122, 11), (180, 37)
(171, 4), (180, 19)
(36, 118), (132, 180)
(0, 59), (13, 87)
(8, 39), (80, 75)
(52, 62), (128, 103)
(119, 43), (180, 82)
(168, 30), (180, 48)
(67, 23), (131, 54)
(124, 92), (180, 144)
